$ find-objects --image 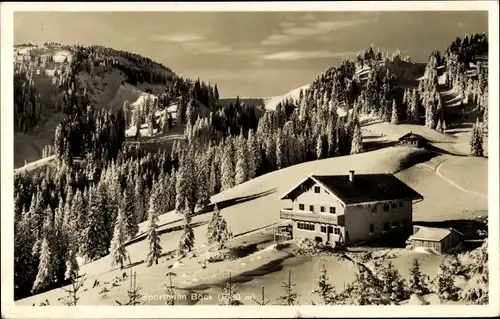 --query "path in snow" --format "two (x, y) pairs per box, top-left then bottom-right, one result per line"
(417, 154), (487, 200)
(435, 156), (487, 199)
